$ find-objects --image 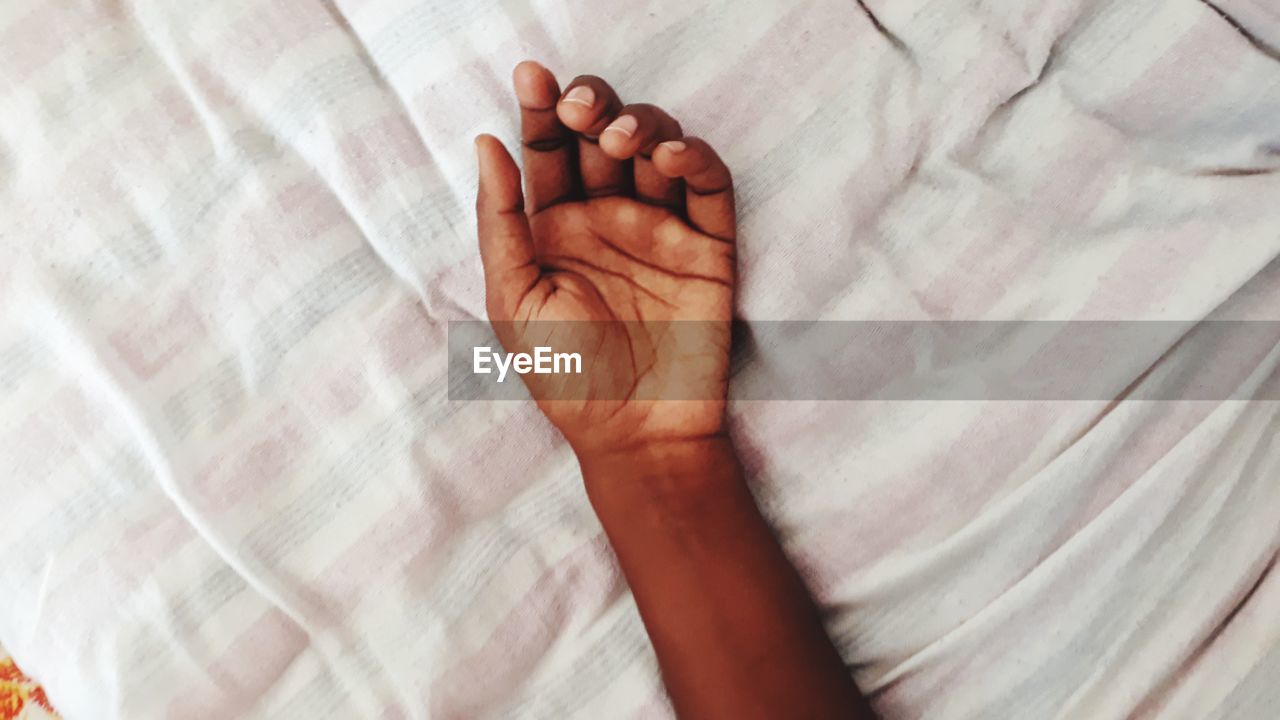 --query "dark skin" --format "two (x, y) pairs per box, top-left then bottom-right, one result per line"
(475, 60), (875, 720)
